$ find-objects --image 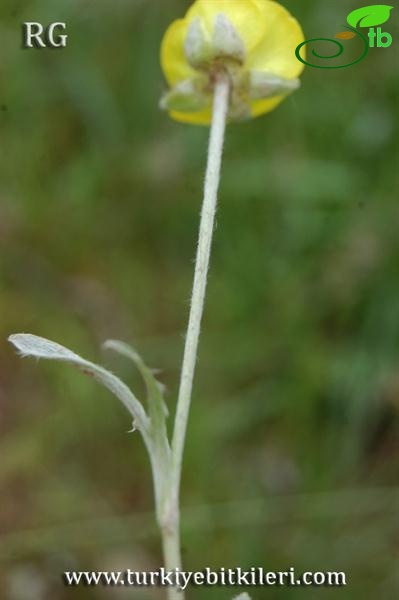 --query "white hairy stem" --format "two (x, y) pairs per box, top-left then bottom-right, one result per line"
(160, 74), (230, 600)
